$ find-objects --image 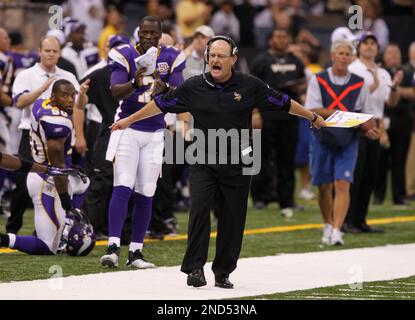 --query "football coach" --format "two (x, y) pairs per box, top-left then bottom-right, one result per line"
(111, 36), (326, 289)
